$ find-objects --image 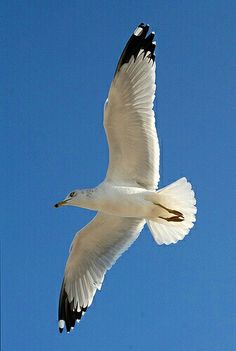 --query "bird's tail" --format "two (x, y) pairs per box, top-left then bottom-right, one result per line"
(146, 178), (196, 245)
